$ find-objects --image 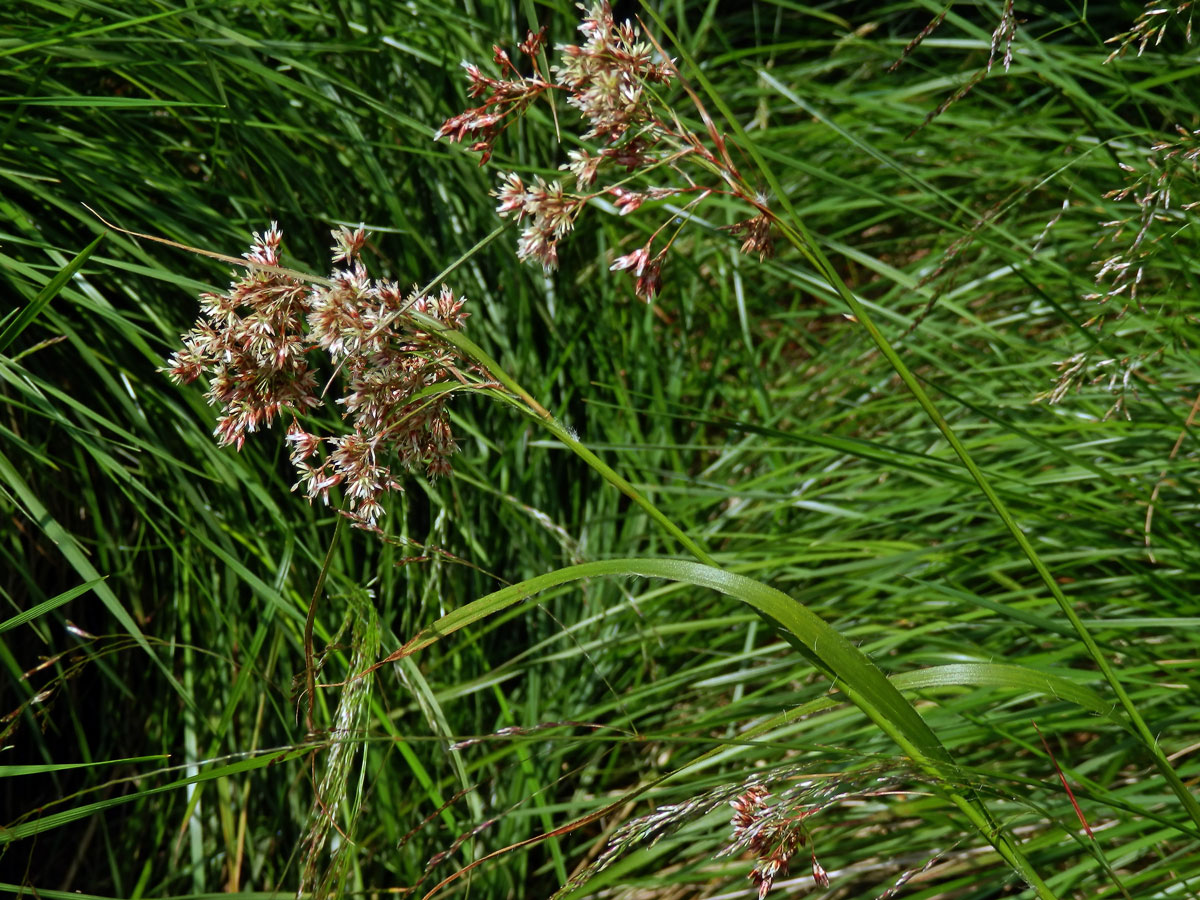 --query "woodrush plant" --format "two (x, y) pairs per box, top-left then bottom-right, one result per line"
(7, 3), (1197, 898)
(156, 2), (1200, 898)
(656, 766), (973, 900)
(549, 764), (920, 899)
(437, 1), (775, 300)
